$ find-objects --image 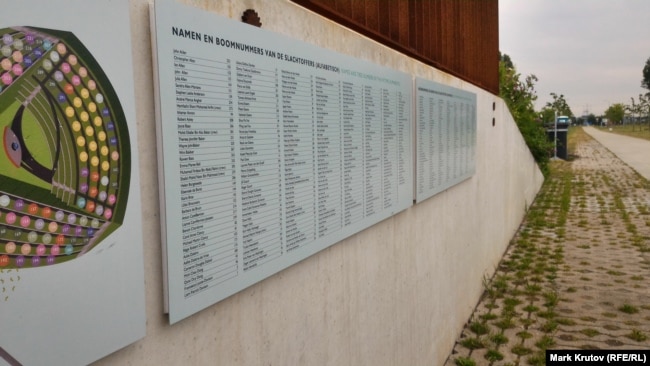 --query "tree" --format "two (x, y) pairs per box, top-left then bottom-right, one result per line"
(499, 53), (553, 175)
(545, 92), (574, 118)
(642, 57), (650, 94)
(539, 93), (574, 127)
(500, 53), (514, 70)
(539, 107), (555, 127)
(637, 58), (650, 129)
(586, 114), (597, 125)
(639, 94), (650, 130)
(499, 53), (538, 124)
(604, 103), (625, 124)
(627, 96), (643, 130)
